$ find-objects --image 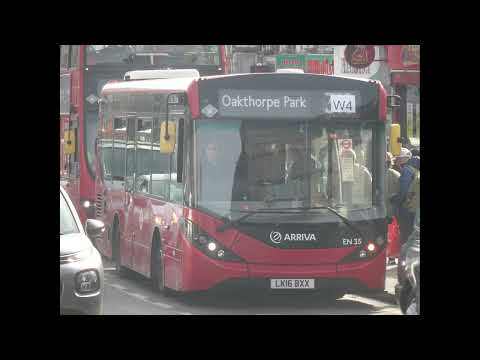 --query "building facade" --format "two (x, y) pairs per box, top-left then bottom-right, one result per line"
(228, 45), (420, 149)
